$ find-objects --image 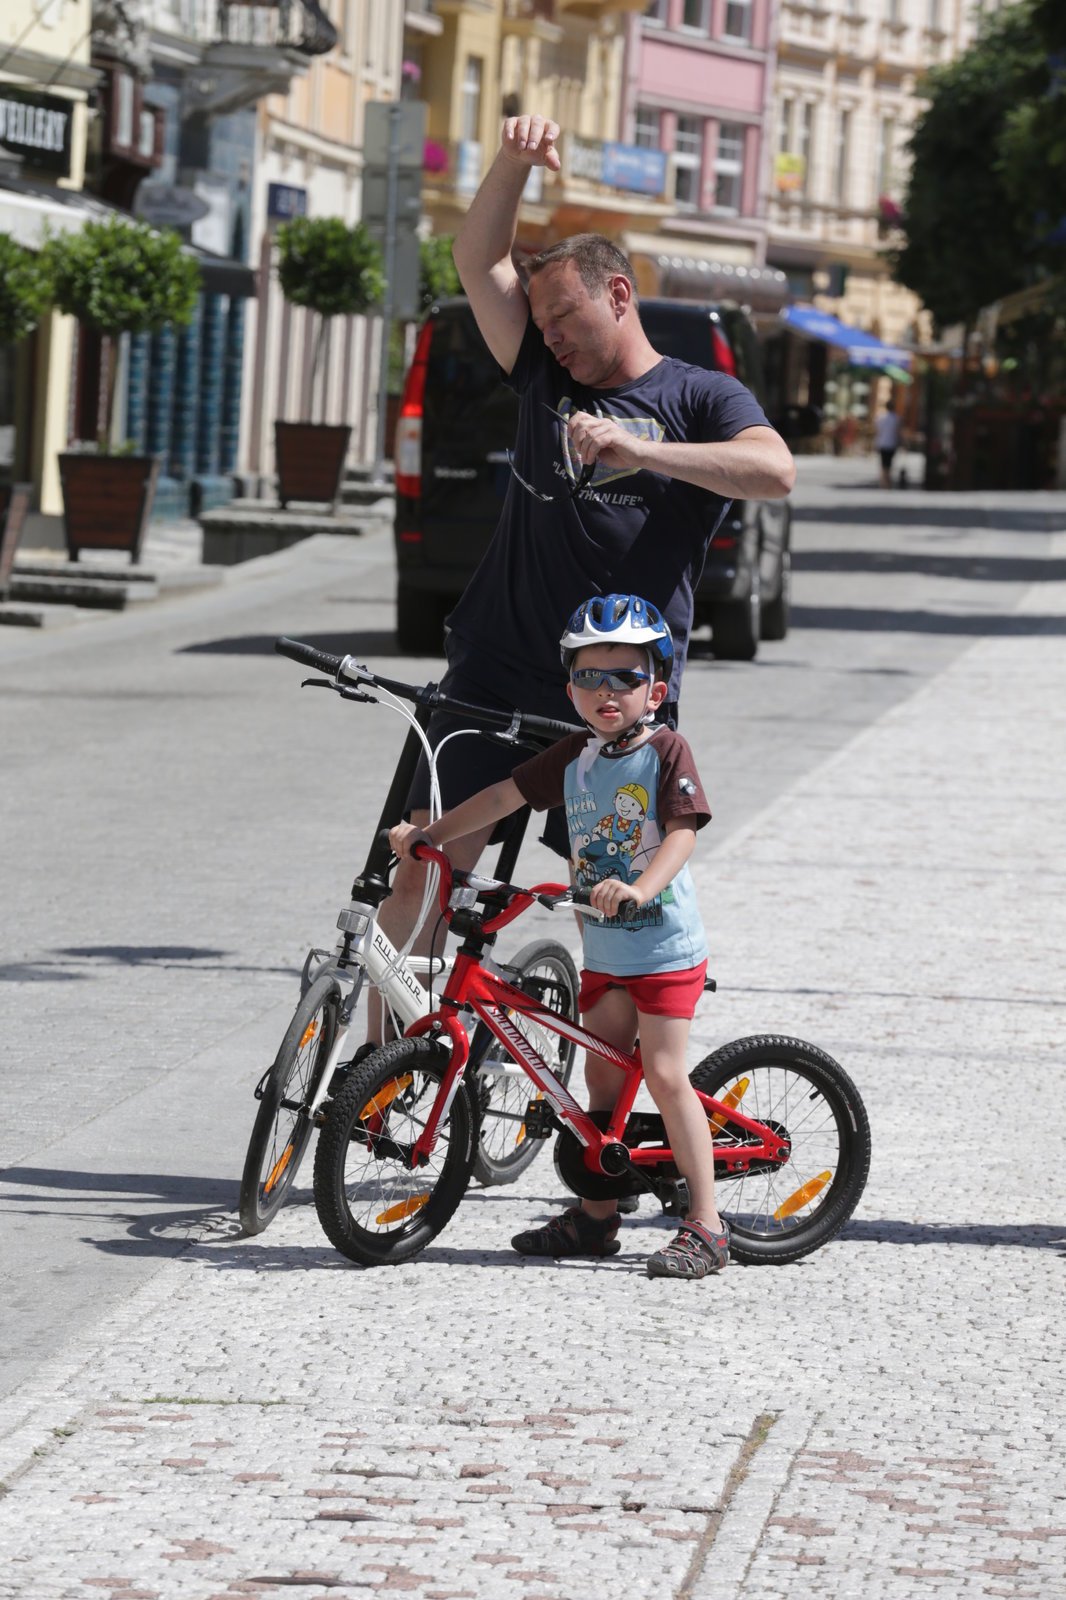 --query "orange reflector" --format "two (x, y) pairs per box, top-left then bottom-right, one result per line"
(709, 1077), (749, 1132)
(298, 1020), (319, 1050)
(376, 1193), (429, 1225)
(360, 1074), (412, 1120)
(263, 1143), (294, 1196)
(773, 1171), (832, 1220)
(517, 1091), (543, 1147)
